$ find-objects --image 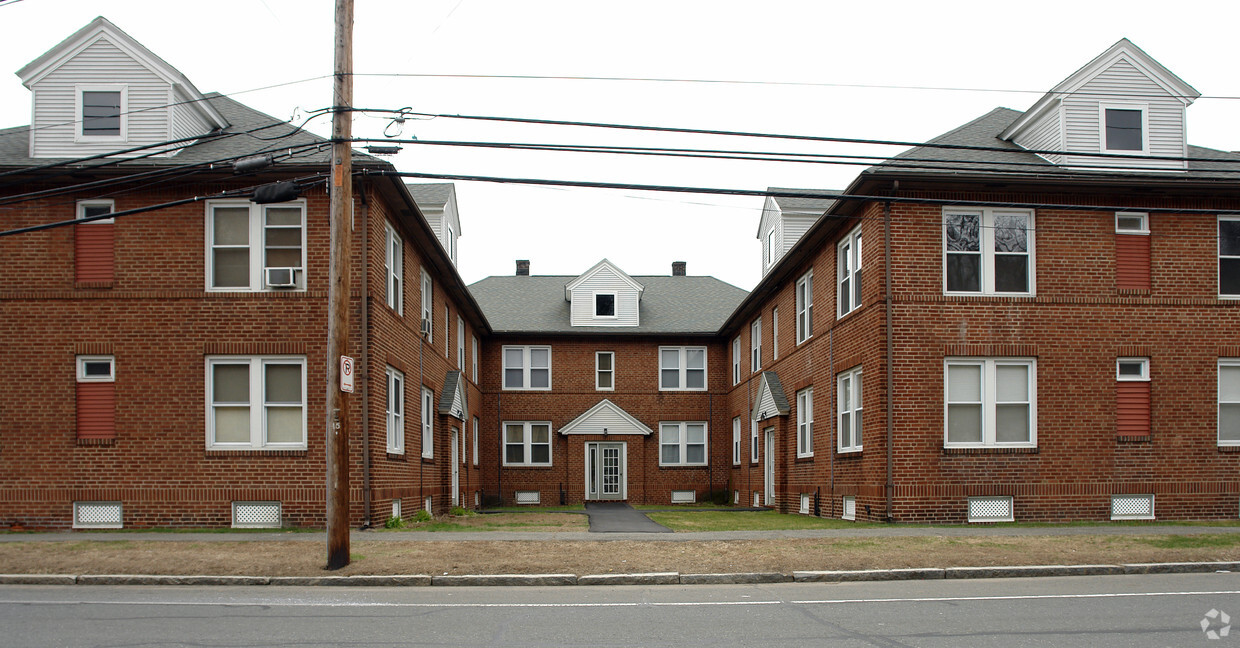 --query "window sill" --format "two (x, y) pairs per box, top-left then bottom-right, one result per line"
(386, 451), (406, 460)
(1117, 435), (1152, 444)
(76, 437), (116, 447)
(659, 464), (709, 469)
(1117, 288), (1150, 296)
(501, 464), (554, 469)
(205, 449), (308, 457)
(1218, 445), (1240, 453)
(943, 446), (1038, 455)
(75, 281), (113, 290)
(836, 448), (862, 457)
(796, 453), (815, 462)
